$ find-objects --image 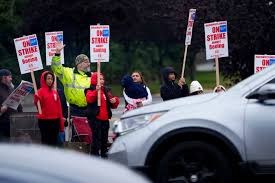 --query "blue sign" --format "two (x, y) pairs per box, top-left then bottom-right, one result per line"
(57, 35), (63, 41)
(103, 29), (109, 37)
(25, 86), (33, 93)
(191, 12), (196, 20)
(270, 59), (275, 65)
(30, 38), (37, 46)
(220, 25), (227, 33)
